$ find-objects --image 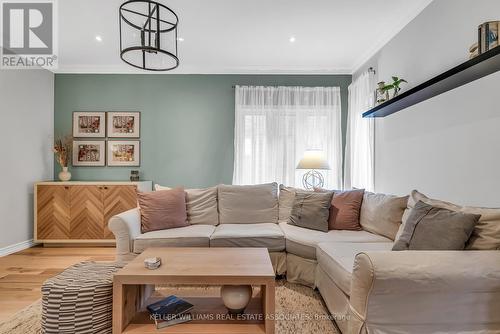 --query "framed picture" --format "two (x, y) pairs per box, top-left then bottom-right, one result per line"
(107, 140), (140, 166)
(73, 141), (106, 167)
(73, 112), (106, 137)
(107, 112), (140, 138)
